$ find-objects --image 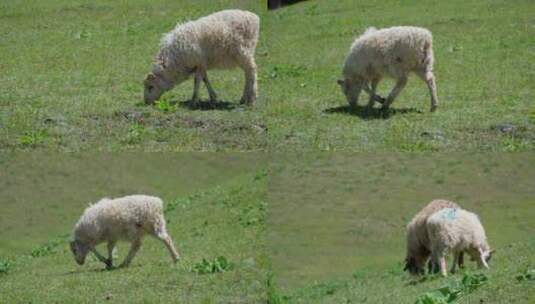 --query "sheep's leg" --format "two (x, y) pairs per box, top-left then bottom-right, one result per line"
(428, 258), (438, 274)
(191, 70), (203, 105)
(450, 252), (459, 274)
(155, 231), (180, 263)
(382, 76), (407, 110)
(478, 248), (490, 269)
(106, 241), (116, 269)
(366, 78), (382, 108)
(239, 57), (258, 105)
(417, 70), (438, 112)
(348, 85), (363, 109)
(118, 239), (141, 268)
(458, 252), (465, 268)
(200, 70), (218, 104)
(91, 248), (109, 265)
(439, 256), (447, 276)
